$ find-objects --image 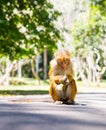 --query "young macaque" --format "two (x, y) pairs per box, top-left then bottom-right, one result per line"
(49, 50), (77, 104)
